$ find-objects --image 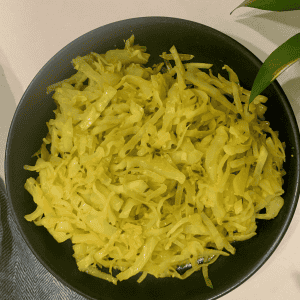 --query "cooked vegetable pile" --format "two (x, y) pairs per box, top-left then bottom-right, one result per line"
(24, 36), (285, 286)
